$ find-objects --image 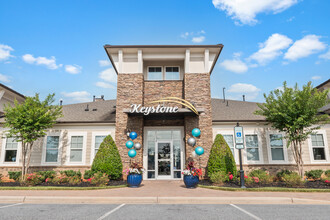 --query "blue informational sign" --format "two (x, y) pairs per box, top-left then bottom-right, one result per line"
(234, 126), (244, 149)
